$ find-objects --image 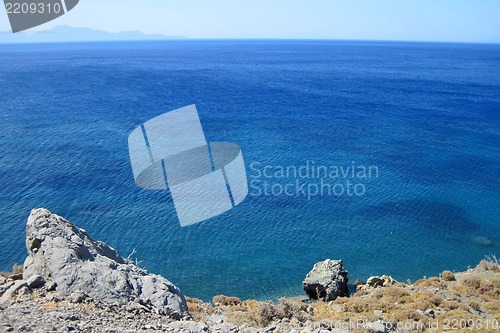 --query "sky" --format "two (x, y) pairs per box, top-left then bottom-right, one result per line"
(0, 0), (499, 42)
